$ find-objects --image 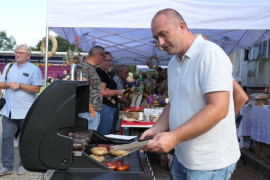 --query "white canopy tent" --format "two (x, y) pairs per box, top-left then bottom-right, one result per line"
(46, 0), (270, 66)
